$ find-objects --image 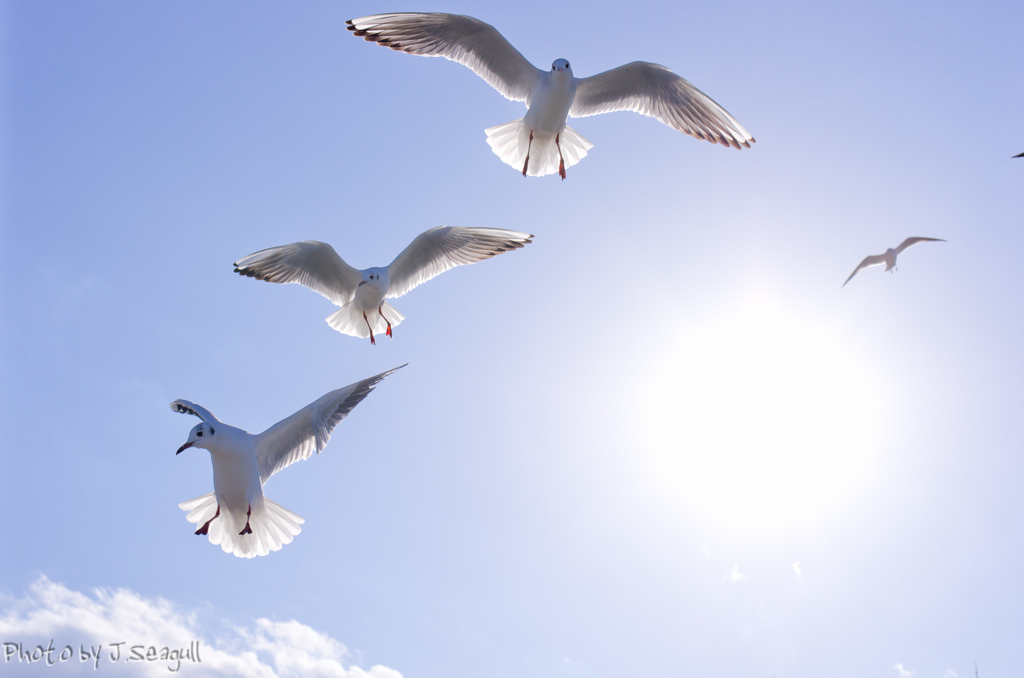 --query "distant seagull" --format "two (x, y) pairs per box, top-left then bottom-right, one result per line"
(172, 366), (403, 558)
(234, 226), (532, 344)
(346, 12), (754, 179)
(842, 237), (946, 287)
